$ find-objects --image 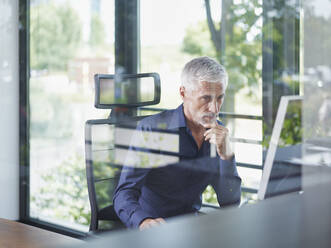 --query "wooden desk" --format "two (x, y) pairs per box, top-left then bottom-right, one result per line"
(0, 218), (83, 248)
